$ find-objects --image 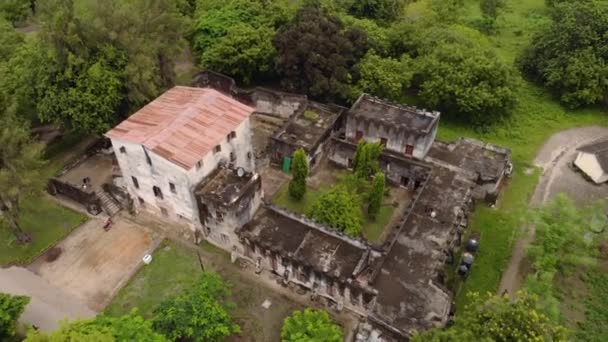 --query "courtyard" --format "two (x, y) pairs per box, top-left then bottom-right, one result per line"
(28, 215), (158, 311)
(272, 157), (411, 243)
